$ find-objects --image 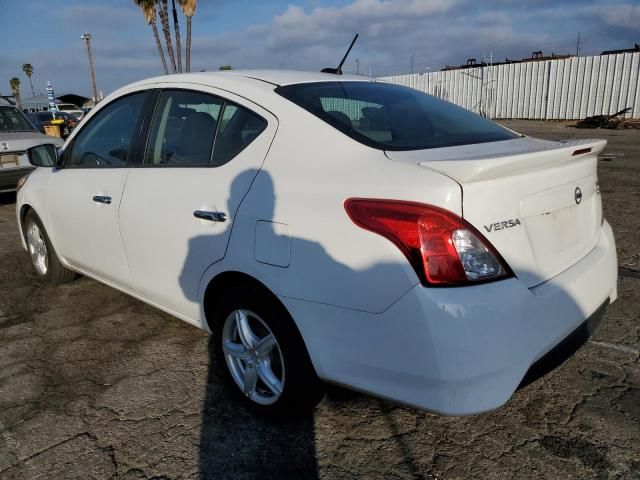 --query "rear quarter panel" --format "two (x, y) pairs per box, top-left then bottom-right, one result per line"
(201, 105), (463, 314)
